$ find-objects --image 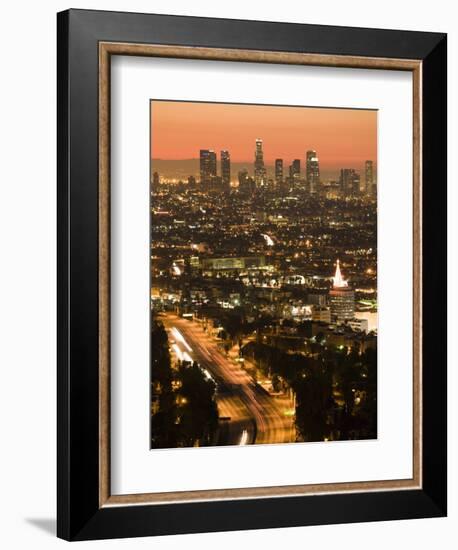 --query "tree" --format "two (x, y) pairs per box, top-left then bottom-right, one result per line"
(176, 362), (219, 447)
(331, 346), (377, 440)
(221, 312), (245, 348)
(150, 320), (179, 448)
(354, 347), (377, 438)
(294, 363), (335, 442)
